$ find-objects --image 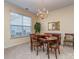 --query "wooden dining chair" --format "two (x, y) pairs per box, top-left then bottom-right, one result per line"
(47, 35), (60, 59)
(30, 34), (44, 55)
(64, 33), (74, 48)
